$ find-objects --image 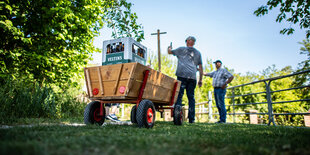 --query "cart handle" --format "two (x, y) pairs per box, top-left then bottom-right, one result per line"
(136, 70), (150, 107)
(169, 82), (179, 106)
